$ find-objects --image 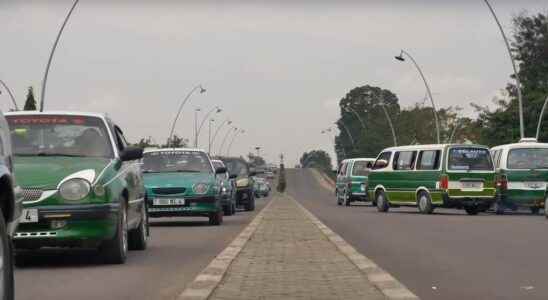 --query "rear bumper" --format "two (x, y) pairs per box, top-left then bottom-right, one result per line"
(443, 194), (495, 208)
(236, 188), (253, 205)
